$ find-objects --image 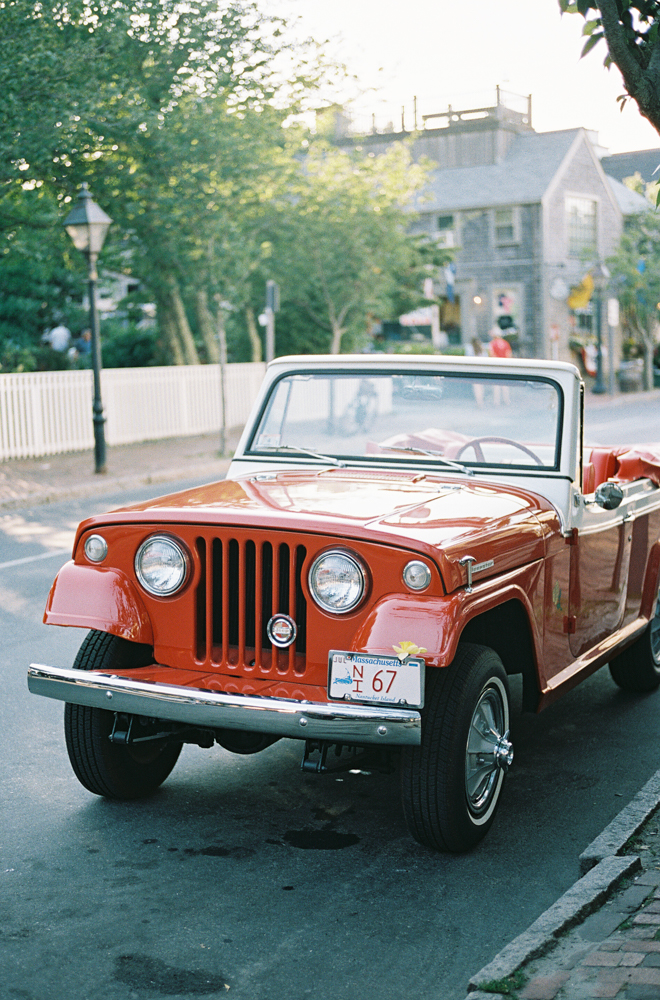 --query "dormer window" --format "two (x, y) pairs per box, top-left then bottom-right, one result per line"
(493, 207), (520, 245)
(435, 213), (456, 247)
